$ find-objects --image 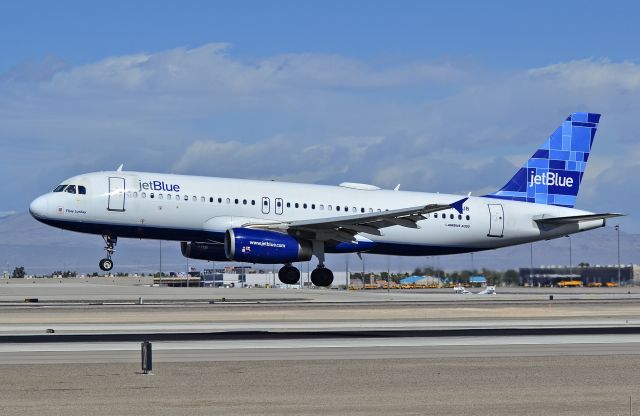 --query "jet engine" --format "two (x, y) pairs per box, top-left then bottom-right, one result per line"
(225, 228), (312, 264)
(180, 241), (229, 261)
